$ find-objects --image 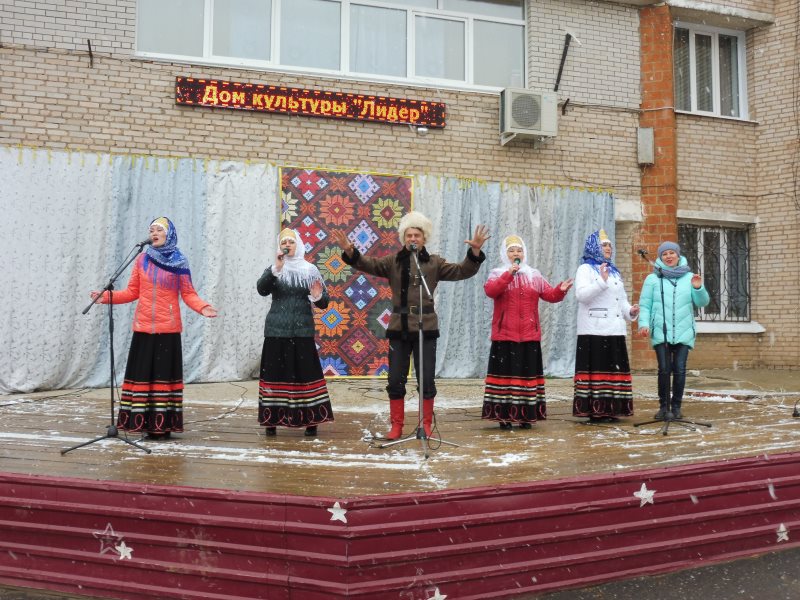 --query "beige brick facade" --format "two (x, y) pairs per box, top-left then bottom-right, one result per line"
(1, 0), (797, 370)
